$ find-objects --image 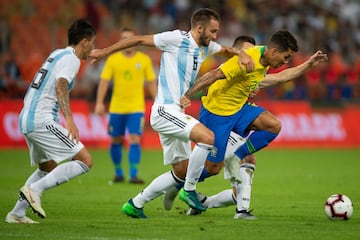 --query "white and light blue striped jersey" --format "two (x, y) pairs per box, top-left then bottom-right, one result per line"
(153, 30), (222, 106)
(19, 46), (80, 133)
